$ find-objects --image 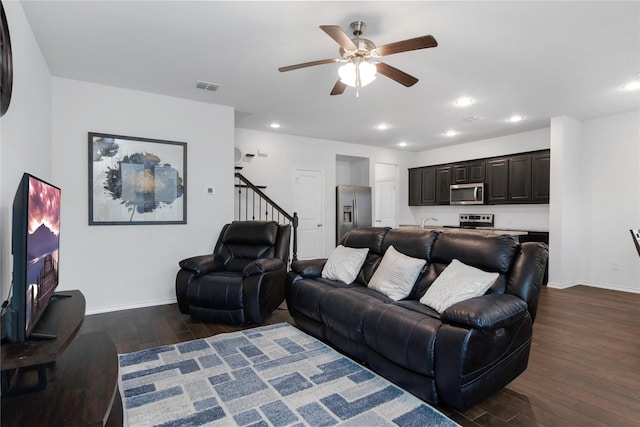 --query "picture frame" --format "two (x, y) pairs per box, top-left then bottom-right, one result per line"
(88, 132), (187, 225)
